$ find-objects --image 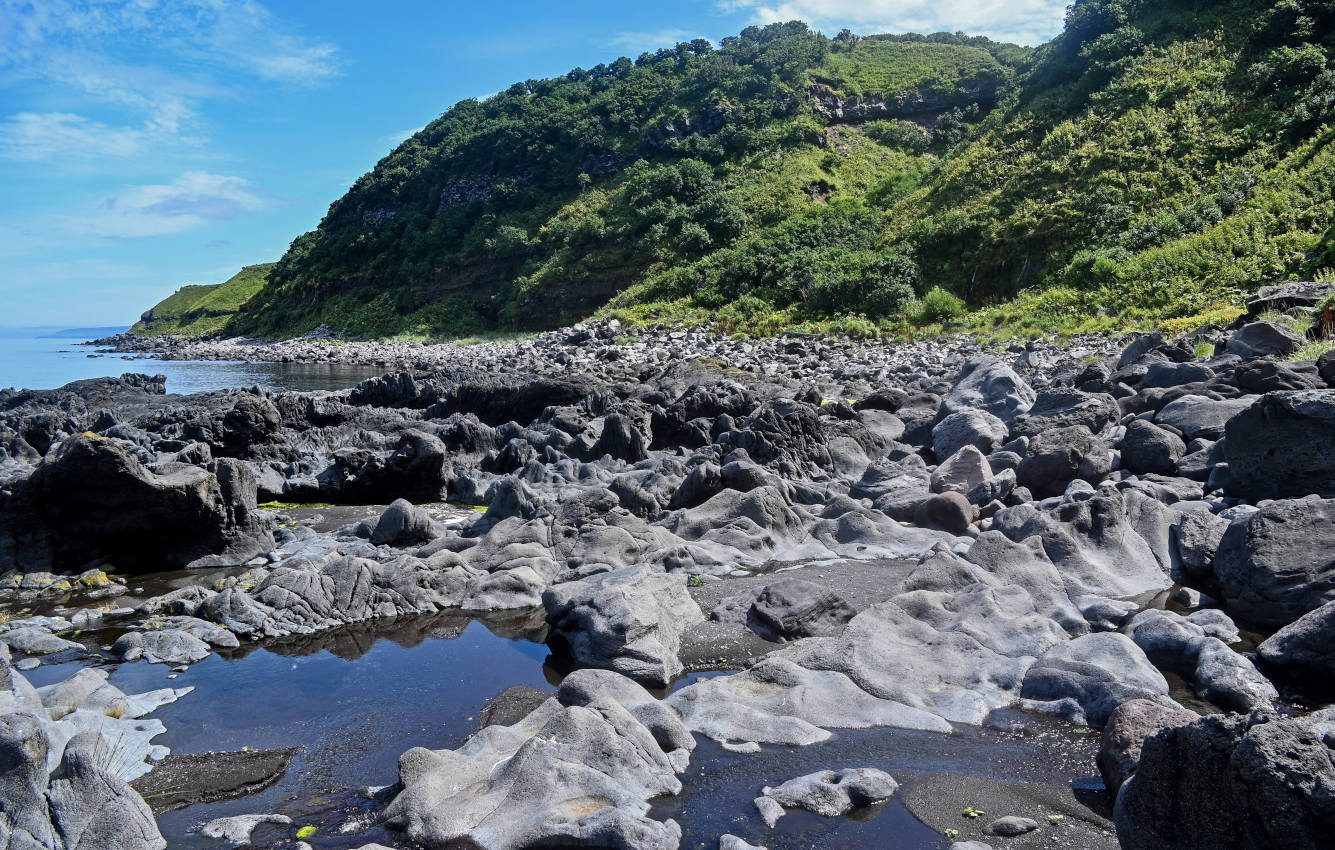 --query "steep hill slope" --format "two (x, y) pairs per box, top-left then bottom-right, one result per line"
(229, 26), (1027, 338)
(134, 264), (275, 337)
(225, 0), (1335, 340)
